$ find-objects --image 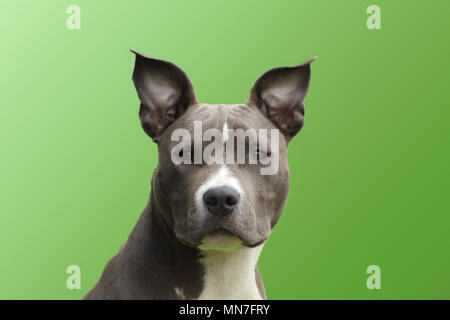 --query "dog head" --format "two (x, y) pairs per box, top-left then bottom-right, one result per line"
(131, 50), (315, 249)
